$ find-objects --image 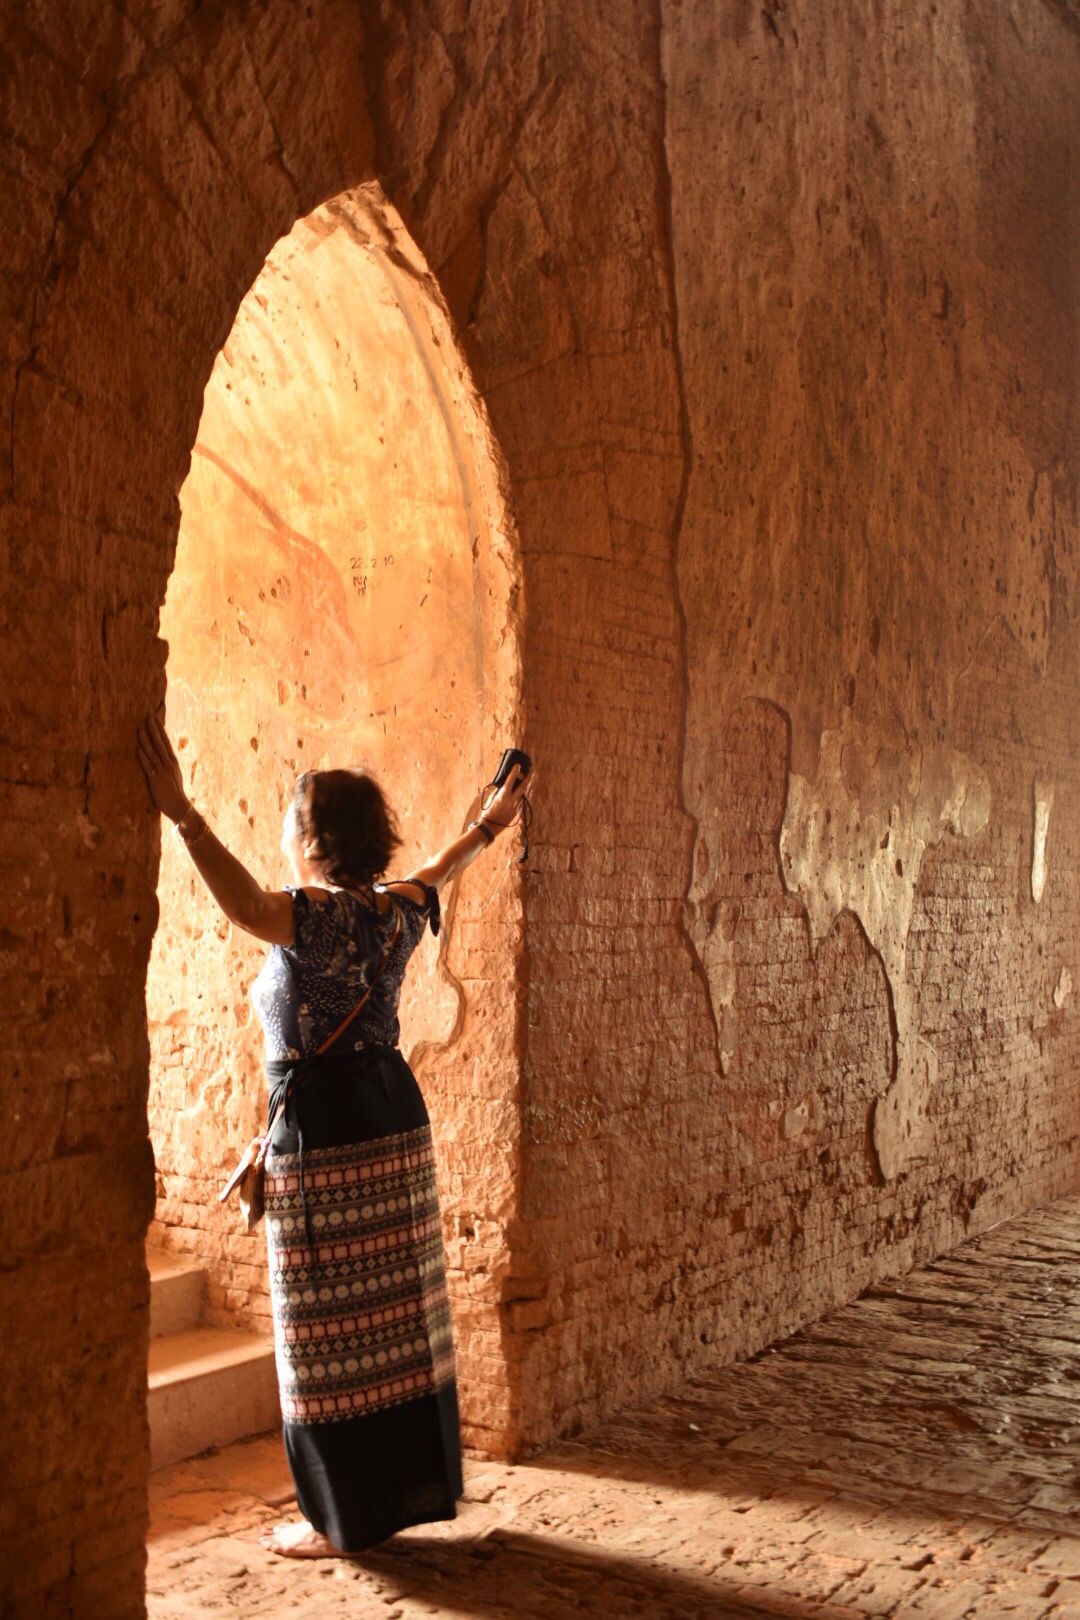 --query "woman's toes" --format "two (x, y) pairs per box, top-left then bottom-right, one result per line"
(260, 1518), (342, 1558)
